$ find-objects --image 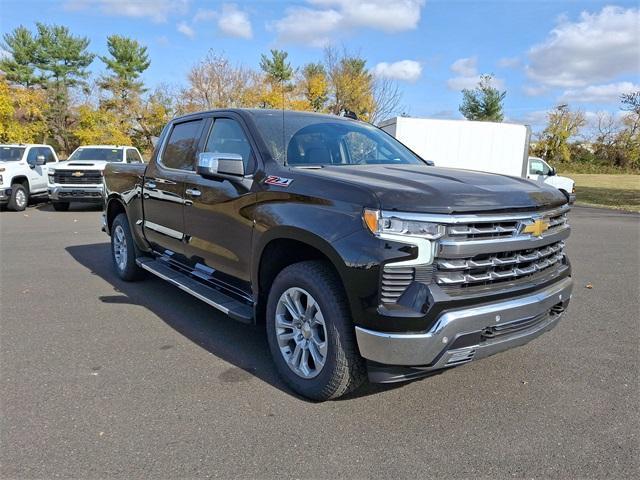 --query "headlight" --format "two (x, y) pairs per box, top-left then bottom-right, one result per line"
(363, 209), (445, 239)
(48, 168), (56, 175)
(0, 174), (3, 185)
